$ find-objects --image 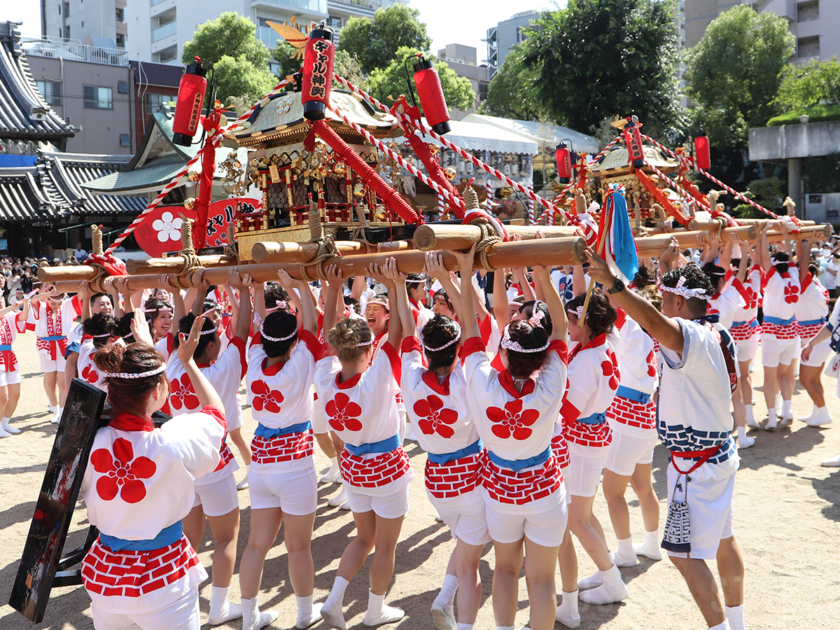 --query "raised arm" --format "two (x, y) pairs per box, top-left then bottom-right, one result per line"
(758, 224), (772, 273)
(572, 264), (587, 296)
(226, 270), (252, 342)
(278, 270), (317, 336)
(424, 251), (463, 315)
(512, 266), (536, 302)
(451, 245), (480, 340)
(366, 260), (403, 348)
(586, 248), (684, 354)
(322, 265), (344, 335)
(534, 265), (567, 343)
(492, 266), (511, 330)
(190, 269), (209, 316)
(252, 281), (266, 324)
(177, 315), (225, 414)
(735, 242), (750, 283)
(796, 237), (808, 285)
(79, 281), (92, 321)
(385, 258), (414, 340)
(160, 275), (187, 324)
